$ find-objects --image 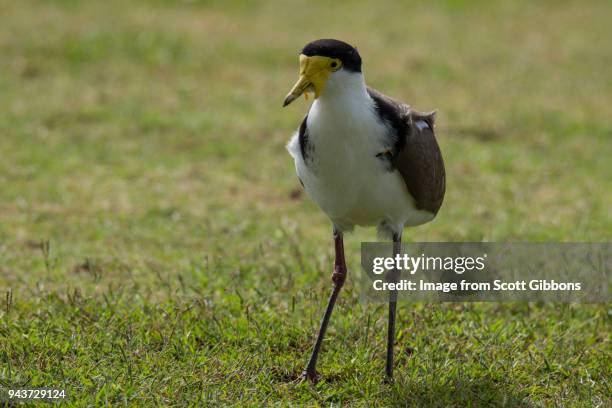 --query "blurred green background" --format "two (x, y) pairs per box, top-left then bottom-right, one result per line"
(0, 0), (610, 405)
